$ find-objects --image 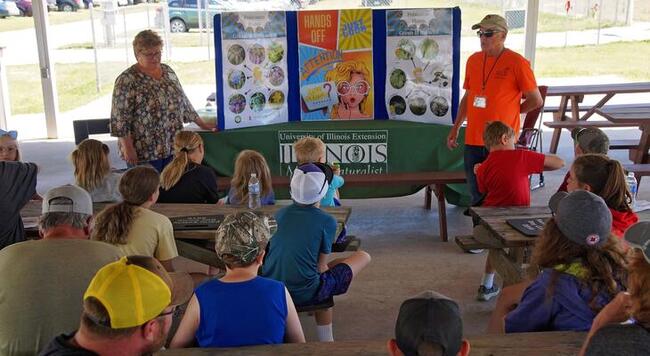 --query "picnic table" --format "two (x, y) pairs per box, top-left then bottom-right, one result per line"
(545, 82), (650, 154)
(470, 206), (650, 286)
(159, 331), (586, 356)
(20, 201), (351, 268)
(596, 104), (650, 164)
